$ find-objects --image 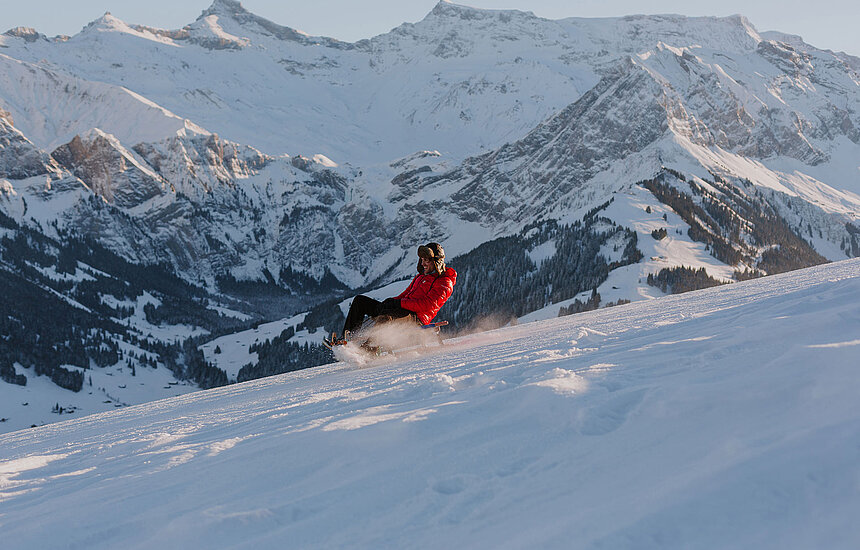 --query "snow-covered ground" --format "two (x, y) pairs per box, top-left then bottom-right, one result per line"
(0, 361), (197, 434)
(1, 258), (859, 549)
(201, 313), (308, 382)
